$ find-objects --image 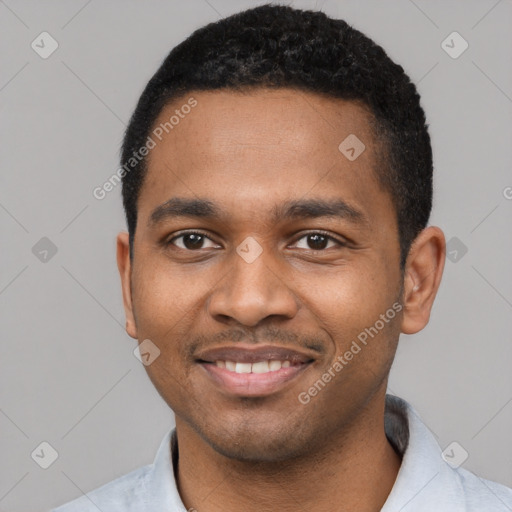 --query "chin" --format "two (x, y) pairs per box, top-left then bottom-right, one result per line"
(209, 437), (306, 463)
(194, 417), (314, 463)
